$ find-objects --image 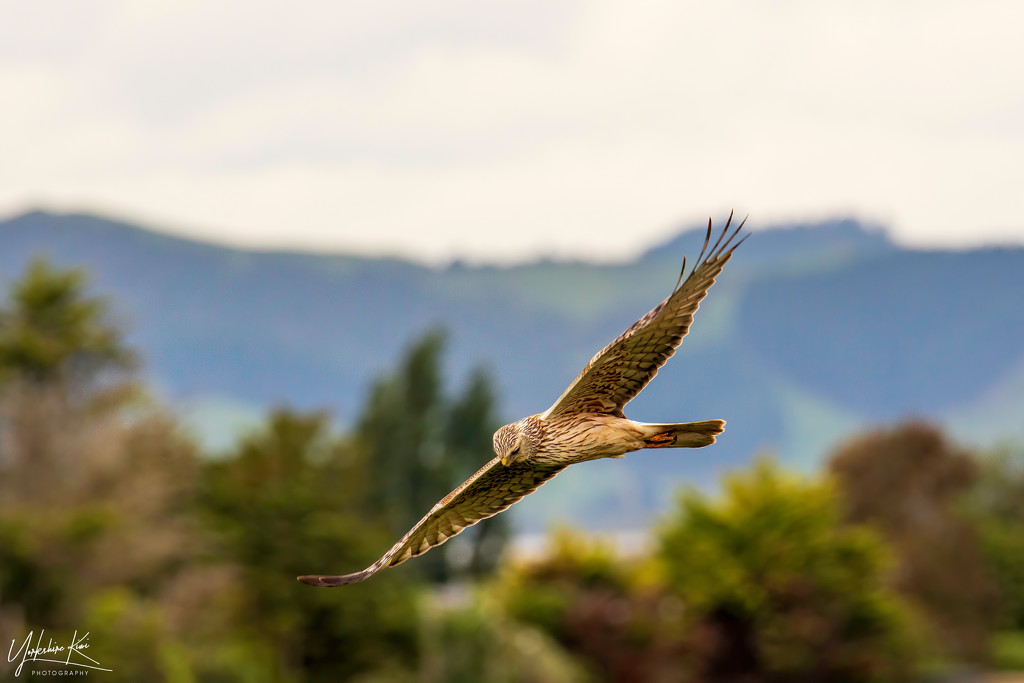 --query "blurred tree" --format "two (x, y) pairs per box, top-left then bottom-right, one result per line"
(966, 445), (1024, 630)
(0, 261), (240, 682)
(659, 459), (918, 683)
(828, 422), (998, 662)
(0, 261), (186, 621)
(356, 330), (506, 583)
(200, 409), (421, 683)
(0, 259), (134, 394)
(498, 529), (690, 683)
(0, 261), (537, 683)
(359, 590), (593, 683)
(445, 367), (509, 577)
